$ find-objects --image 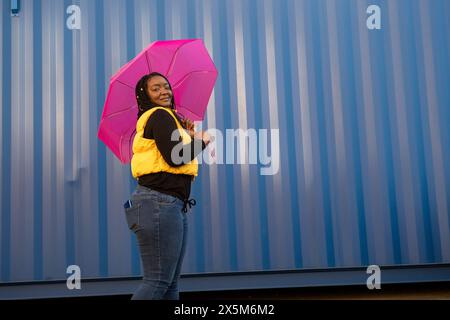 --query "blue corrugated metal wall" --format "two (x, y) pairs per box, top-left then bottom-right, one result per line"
(1, 0), (450, 283)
